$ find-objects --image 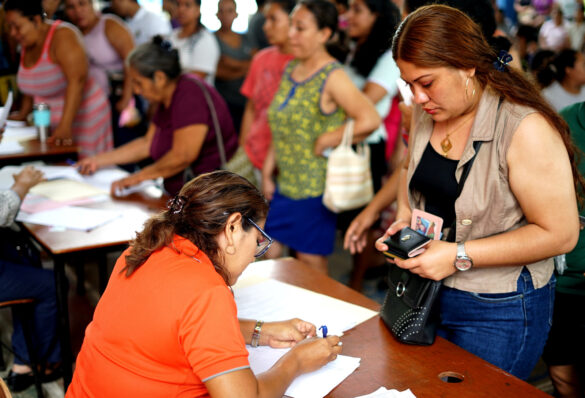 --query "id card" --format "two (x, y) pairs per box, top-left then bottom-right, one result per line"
(411, 209), (443, 240)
